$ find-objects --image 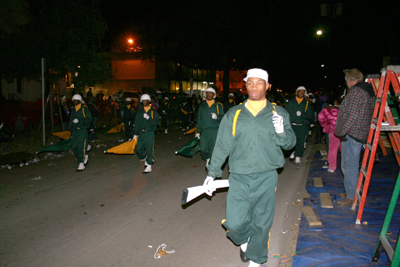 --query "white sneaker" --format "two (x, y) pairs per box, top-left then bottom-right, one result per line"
(76, 163), (85, 171)
(328, 169), (334, 173)
(295, 157), (301, 164)
(143, 164), (152, 173)
(165, 129), (168, 134)
(289, 151), (295, 160)
(84, 155), (89, 165)
(304, 142), (307, 149)
(87, 144), (91, 152)
(322, 165), (329, 169)
(248, 260), (260, 267)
